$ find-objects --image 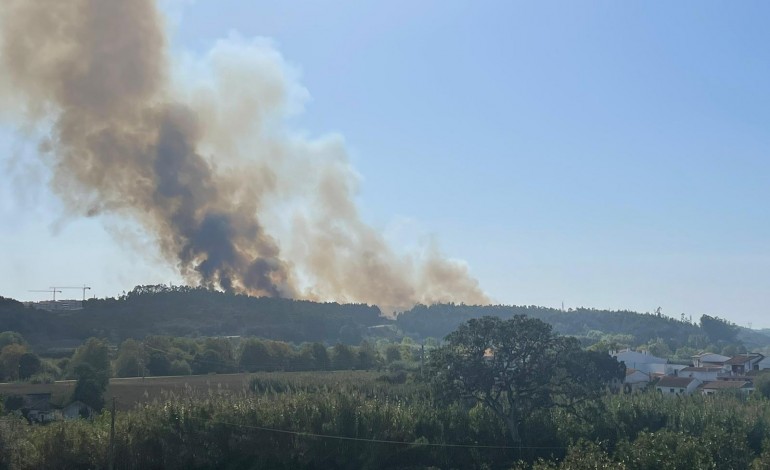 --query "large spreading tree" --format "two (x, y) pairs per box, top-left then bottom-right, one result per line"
(428, 315), (625, 444)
